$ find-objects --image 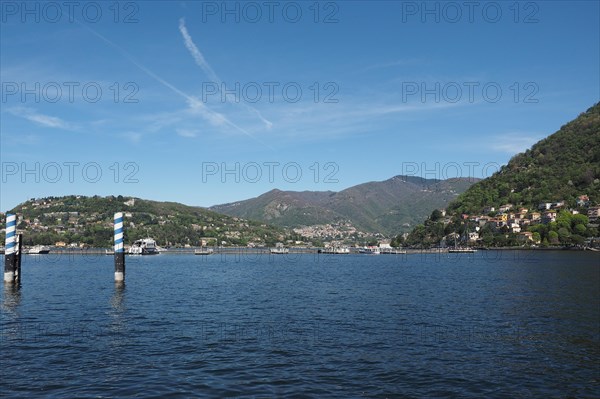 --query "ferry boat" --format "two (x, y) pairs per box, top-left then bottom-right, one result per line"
(194, 247), (214, 255)
(358, 246), (380, 255)
(27, 245), (51, 254)
(128, 238), (160, 255)
(319, 247), (350, 254)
